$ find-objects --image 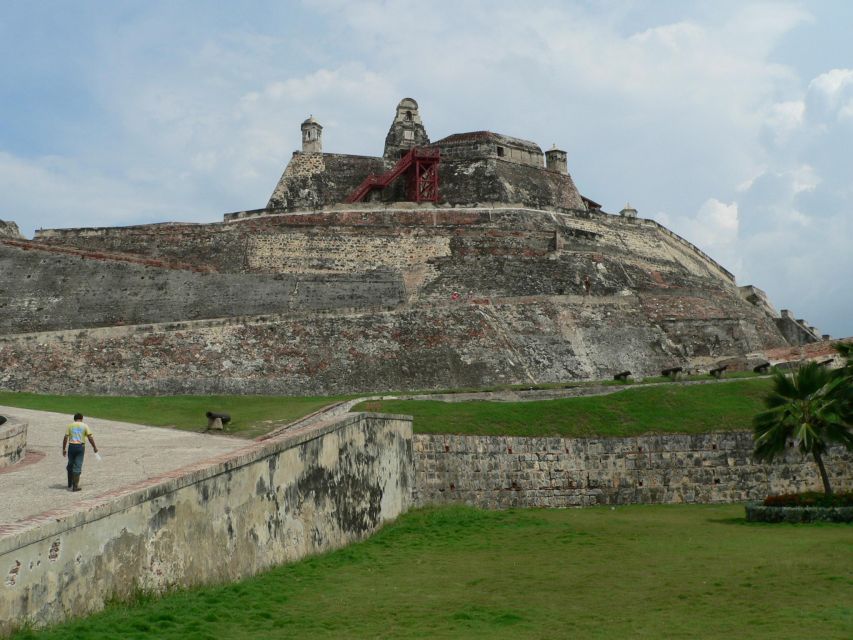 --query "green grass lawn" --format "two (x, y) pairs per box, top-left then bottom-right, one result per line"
(0, 392), (355, 439)
(12, 504), (852, 640)
(0, 378), (773, 439)
(355, 378), (773, 437)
